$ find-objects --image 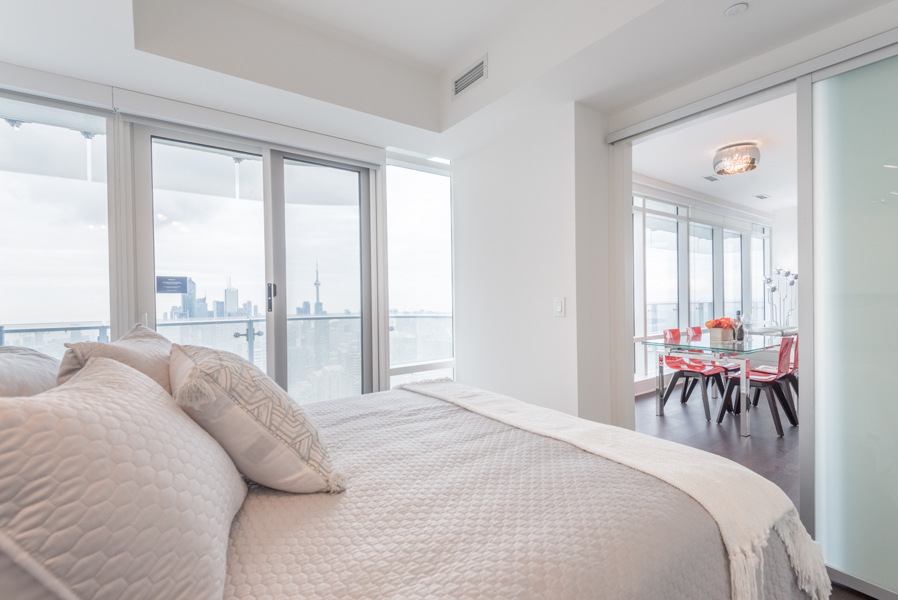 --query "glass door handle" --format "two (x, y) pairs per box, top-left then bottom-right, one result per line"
(267, 283), (277, 312)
